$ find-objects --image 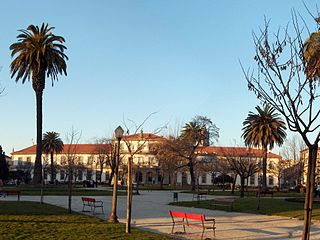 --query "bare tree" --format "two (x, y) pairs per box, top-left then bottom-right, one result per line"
(94, 138), (111, 183)
(243, 10), (320, 238)
(121, 113), (166, 234)
(64, 128), (81, 214)
(225, 149), (260, 198)
(150, 138), (181, 189)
